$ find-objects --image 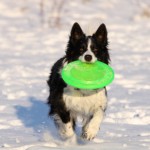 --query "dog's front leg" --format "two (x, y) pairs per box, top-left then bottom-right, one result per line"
(82, 107), (104, 140)
(52, 114), (75, 139)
